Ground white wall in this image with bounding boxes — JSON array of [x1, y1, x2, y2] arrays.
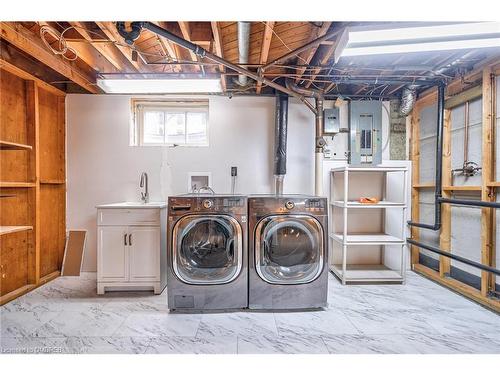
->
[[67, 95, 315, 271]]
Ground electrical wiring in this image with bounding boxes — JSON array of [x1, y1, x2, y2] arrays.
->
[[40, 25, 78, 61], [260, 22, 309, 65]]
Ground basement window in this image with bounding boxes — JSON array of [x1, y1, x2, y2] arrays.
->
[[132, 100, 209, 146]]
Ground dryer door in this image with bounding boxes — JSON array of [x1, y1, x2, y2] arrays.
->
[[172, 214, 243, 285], [255, 215, 324, 284]]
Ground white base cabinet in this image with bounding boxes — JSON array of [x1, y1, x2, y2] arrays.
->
[[96, 204, 167, 294]]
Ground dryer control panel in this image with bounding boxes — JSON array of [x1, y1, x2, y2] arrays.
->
[[168, 195, 247, 216], [249, 196, 326, 216]]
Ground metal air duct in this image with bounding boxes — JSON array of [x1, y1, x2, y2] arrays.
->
[[237, 22, 251, 86], [274, 94, 289, 195]]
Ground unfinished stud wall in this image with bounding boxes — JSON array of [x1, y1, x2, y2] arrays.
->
[[0, 60, 66, 305], [410, 58, 500, 312]]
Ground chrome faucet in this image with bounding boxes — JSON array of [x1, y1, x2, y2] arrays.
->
[[140, 172, 149, 203]]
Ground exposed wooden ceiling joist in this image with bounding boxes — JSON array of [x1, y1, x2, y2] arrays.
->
[[211, 21, 226, 92], [36, 21, 120, 75], [294, 22, 331, 83], [0, 22, 99, 93], [178, 21, 201, 73], [256, 21, 275, 94], [95, 22, 150, 73], [68, 21, 132, 72], [304, 42, 337, 89]]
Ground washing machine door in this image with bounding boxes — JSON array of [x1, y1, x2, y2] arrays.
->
[[255, 215, 324, 284], [172, 214, 243, 285]]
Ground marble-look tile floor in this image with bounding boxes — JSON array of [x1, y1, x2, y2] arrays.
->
[[1, 271, 499, 354]]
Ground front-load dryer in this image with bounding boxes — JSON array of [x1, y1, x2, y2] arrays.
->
[[248, 195, 328, 309], [167, 194, 247, 310]]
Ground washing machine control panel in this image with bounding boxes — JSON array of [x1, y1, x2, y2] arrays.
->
[[202, 199, 213, 209]]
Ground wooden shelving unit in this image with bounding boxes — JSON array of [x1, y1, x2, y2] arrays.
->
[[329, 165, 408, 284], [0, 59, 66, 305], [409, 59, 500, 312]]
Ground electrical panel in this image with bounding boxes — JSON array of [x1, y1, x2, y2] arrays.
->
[[323, 108, 340, 134], [348, 101, 382, 165]]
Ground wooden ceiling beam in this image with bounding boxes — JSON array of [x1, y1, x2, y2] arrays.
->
[[151, 22, 178, 62], [178, 22, 201, 73], [211, 21, 226, 92], [68, 22, 132, 72], [256, 21, 275, 94], [304, 42, 337, 89], [95, 22, 149, 72], [36, 22, 119, 74], [295, 22, 331, 84], [0, 22, 99, 93]]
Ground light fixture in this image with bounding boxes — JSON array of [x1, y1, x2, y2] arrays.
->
[[96, 78, 222, 94], [334, 22, 500, 62]]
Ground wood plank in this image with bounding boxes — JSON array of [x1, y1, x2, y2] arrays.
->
[[0, 22, 98, 93], [25, 81, 40, 285], [414, 264, 500, 313], [210, 22, 226, 92], [178, 22, 201, 72], [256, 22, 275, 94], [439, 109, 452, 277], [410, 102, 421, 265], [305, 42, 337, 89], [480, 67, 494, 297], [0, 284, 36, 306], [95, 22, 147, 73], [294, 22, 331, 84], [0, 226, 33, 235], [442, 185, 482, 191], [0, 59, 65, 96], [0, 182, 36, 187], [0, 140, 32, 150]]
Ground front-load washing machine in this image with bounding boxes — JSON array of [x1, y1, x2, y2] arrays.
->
[[248, 195, 328, 309], [167, 194, 247, 310]]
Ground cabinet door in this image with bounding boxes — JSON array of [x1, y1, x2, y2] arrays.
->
[[97, 226, 128, 281], [128, 226, 160, 281]]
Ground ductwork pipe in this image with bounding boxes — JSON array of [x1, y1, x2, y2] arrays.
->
[[274, 95, 288, 195], [237, 22, 251, 87], [285, 79, 326, 196], [399, 85, 417, 116]]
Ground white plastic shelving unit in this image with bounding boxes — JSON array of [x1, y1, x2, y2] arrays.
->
[[329, 165, 408, 284]]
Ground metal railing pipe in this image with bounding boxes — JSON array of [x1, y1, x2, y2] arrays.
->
[[407, 238, 500, 276]]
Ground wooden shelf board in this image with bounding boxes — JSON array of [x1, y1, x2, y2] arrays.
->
[[0, 182, 36, 188], [487, 181, 500, 187], [40, 179, 65, 185], [330, 233, 405, 245], [443, 185, 481, 191], [0, 225, 33, 236], [330, 264, 403, 281], [412, 183, 435, 189], [331, 200, 406, 209], [0, 140, 32, 151]]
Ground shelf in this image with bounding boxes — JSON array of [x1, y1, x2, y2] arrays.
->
[[40, 179, 65, 185], [0, 194, 16, 198], [443, 185, 481, 191], [331, 200, 406, 209], [0, 182, 36, 188], [0, 226, 33, 236], [330, 233, 405, 245], [331, 166, 407, 173], [330, 264, 404, 282], [0, 140, 32, 151], [412, 183, 435, 189], [487, 182, 500, 187]]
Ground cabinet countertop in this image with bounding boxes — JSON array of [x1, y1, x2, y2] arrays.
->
[[96, 202, 167, 209]]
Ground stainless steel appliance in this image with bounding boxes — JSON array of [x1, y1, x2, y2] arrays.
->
[[248, 195, 328, 309], [167, 194, 247, 310]]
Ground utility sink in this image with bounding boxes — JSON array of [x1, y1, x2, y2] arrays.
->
[[96, 201, 167, 209]]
